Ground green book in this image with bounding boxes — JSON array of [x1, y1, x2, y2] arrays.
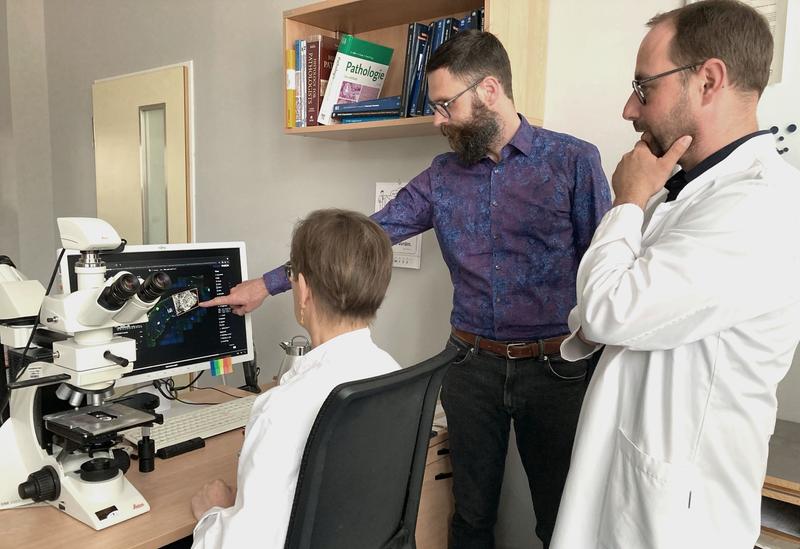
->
[[317, 34, 393, 125]]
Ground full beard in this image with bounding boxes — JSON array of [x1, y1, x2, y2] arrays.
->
[[441, 99, 501, 165]]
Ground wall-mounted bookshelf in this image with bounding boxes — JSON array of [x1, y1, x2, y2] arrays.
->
[[283, 0, 548, 140]]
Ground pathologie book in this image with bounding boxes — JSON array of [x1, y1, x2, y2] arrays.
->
[[317, 34, 393, 125]]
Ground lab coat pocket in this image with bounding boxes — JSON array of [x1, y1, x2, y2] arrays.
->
[[598, 429, 696, 549]]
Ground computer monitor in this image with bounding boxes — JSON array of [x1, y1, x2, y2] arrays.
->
[[59, 242, 254, 387]]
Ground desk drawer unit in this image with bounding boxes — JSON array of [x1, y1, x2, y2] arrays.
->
[[416, 439, 454, 549]]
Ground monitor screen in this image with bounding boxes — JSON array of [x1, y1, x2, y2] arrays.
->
[[60, 242, 254, 387]]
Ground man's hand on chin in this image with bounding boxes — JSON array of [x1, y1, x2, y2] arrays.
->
[[611, 135, 693, 209]]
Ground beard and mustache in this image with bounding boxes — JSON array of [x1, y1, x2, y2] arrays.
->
[[634, 87, 697, 158], [440, 97, 501, 165]]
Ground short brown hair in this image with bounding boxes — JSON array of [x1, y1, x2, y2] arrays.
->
[[427, 30, 514, 101], [290, 209, 392, 322], [648, 0, 773, 96]]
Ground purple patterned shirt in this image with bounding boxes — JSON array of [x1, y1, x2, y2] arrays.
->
[[264, 116, 610, 340]]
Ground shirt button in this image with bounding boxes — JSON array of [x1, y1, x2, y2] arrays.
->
[[496, 297, 500, 303], [491, 200, 498, 207], [493, 234, 498, 240], [495, 265, 500, 270], [493, 168, 500, 174]]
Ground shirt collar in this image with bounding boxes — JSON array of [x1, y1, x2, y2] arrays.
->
[[280, 328, 372, 382], [664, 129, 771, 202], [504, 114, 536, 159]]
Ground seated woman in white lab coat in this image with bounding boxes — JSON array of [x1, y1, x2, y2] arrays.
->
[[189, 209, 399, 549]]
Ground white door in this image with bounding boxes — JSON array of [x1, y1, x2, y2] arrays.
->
[[92, 65, 191, 244]]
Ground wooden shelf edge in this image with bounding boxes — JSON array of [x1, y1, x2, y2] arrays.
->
[[284, 116, 443, 140], [761, 526, 800, 544], [282, 114, 544, 141], [765, 474, 800, 494], [763, 484, 800, 507], [284, 0, 358, 20]]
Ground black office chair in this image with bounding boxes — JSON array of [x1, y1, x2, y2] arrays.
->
[[284, 346, 459, 549]]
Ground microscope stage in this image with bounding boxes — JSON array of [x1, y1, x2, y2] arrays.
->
[[43, 403, 158, 444]]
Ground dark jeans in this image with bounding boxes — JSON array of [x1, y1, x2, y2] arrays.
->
[[441, 335, 593, 549]]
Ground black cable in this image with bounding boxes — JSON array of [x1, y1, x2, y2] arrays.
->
[[152, 376, 216, 406], [110, 370, 203, 404], [0, 249, 66, 418], [153, 379, 178, 402], [210, 386, 249, 399], [171, 395, 218, 406], [13, 248, 66, 385], [173, 371, 204, 391], [110, 383, 148, 401]]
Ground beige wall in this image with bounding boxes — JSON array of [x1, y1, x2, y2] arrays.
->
[[0, 0, 18, 264], [2, 0, 55, 282]]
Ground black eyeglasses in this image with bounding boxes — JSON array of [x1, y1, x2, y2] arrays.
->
[[284, 261, 293, 280], [429, 78, 483, 119], [631, 63, 702, 105]]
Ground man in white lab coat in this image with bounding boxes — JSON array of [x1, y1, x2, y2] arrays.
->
[[551, 1, 800, 548]]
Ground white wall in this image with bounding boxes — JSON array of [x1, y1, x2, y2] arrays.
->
[[759, 1, 800, 423]]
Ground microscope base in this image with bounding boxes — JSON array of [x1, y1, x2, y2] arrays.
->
[[5, 368, 152, 530], [51, 470, 150, 530]]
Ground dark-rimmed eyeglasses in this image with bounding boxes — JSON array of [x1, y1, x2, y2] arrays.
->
[[632, 63, 702, 105], [429, 78, 483, 119], [284, 261, 293, 280]]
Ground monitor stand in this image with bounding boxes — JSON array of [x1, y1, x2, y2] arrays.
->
[[238, 354, 261, 394]]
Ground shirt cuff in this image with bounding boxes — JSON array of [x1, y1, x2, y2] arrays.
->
[[192, 506, 224, 539], [562, 307, 601, 361], [263, 266, 290, 296], [591, 203, 645, 250], [560, 332, 602, 361]]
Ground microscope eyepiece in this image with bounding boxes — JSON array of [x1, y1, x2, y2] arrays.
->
[[138, 272, 171, 303], [97, 273, 140, 311]]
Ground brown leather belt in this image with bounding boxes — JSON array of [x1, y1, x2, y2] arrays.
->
[[452, 328, 567, 360]]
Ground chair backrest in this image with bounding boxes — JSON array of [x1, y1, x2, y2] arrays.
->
[[284, 347, 458, 549]]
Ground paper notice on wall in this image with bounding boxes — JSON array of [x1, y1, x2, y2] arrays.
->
[[375, 182, 421, 269], [742, 0, 787, 85]]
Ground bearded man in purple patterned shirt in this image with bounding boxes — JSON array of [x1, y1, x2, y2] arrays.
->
[[202, 31, 611, 549]]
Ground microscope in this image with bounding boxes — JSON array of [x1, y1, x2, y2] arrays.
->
[[0, 218, 171, 530]]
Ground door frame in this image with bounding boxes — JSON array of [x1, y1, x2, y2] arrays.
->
[[93, 60, 196, 243]]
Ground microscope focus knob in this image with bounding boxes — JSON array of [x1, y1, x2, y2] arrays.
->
[[18, 465, 61, 502], [113, 448, 131, 474]]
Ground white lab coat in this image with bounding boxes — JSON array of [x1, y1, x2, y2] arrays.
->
[[191, 328, 400, 549], [551, 134, 800, 549]]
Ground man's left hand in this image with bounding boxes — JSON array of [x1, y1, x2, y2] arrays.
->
[[191, 479, 236, 520], [612, 135, 693, 209]]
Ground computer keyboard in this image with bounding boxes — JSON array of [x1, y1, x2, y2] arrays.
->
[[122, 394, 258, 450]]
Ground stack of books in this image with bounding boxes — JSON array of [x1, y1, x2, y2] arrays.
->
[[317, 34, 394, 125], [286, 34, 340, 128], [285, 9, 484, 129], [400, 9, 484, 118], [330, 95, 402, 124]]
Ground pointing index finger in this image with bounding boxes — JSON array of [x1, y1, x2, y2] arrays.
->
[[199, 295, 231, 308]]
